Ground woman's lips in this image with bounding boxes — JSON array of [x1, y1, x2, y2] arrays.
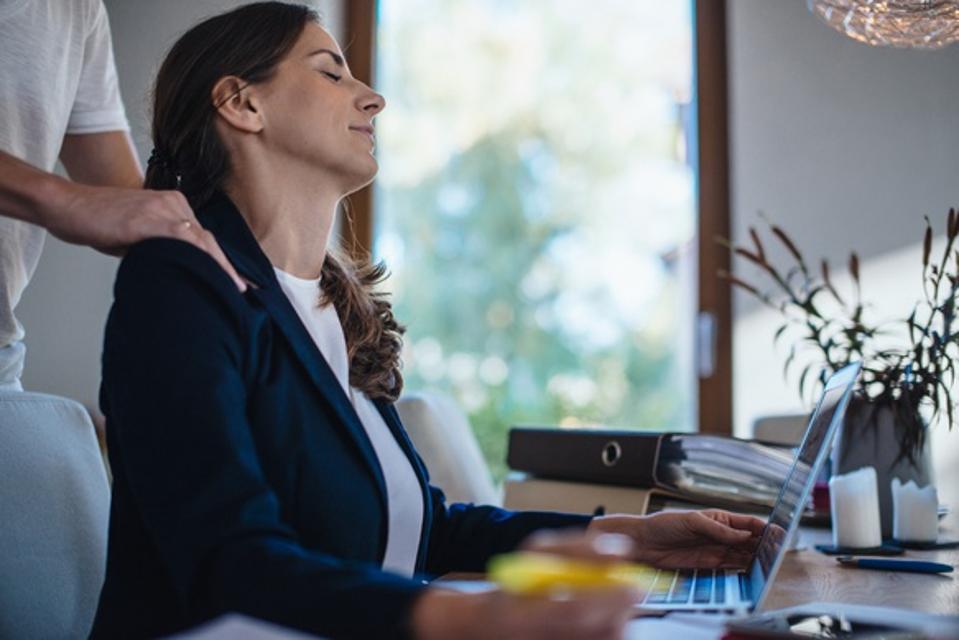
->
[[349, 125, 375, 143]]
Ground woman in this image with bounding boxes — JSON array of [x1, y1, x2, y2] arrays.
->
[[91, 3, 765, 638]]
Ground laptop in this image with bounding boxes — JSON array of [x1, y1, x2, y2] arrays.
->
[[637, 361, 862, 614]]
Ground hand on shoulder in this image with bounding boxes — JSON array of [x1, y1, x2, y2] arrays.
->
[[41, 177, 246, 292]]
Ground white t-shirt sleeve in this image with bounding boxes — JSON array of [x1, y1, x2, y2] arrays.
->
[[66, 0, 129, 135]]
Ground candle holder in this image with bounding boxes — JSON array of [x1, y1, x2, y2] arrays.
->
[[815, 467, 904, 556]]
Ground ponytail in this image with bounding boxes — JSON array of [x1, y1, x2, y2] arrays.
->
[[144, 147, 180, 191]]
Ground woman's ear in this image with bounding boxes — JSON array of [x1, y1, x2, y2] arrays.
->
[[211, 76, 264, 134]]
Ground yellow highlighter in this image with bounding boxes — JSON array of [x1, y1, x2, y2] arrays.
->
[[487, 551, 657, 596]]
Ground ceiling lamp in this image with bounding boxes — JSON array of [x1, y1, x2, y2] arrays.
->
[[808, 0, 959, 50]]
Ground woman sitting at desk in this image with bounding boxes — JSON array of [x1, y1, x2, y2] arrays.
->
[[91, 3, 765, 638]]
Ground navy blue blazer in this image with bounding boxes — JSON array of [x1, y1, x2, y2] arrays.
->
[[90, 192, 590, 639]]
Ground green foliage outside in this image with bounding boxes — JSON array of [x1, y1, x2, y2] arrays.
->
[[373, 1, 697, 482]]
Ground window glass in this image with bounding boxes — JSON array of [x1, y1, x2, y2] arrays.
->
[[374, 0, 697, 479]]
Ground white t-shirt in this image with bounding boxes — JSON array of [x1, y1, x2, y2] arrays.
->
[[274, 267, 424, 577], [0, 0, 129, 389]]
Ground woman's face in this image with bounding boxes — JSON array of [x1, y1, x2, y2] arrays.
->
[[252, 23, 385, 194]]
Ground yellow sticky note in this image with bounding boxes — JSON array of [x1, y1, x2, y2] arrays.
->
[[488, 552, 656, 596]]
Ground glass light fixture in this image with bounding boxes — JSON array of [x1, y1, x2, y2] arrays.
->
[[808, 0, 959, 50]]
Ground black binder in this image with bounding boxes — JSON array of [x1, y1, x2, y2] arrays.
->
[[507, 427, 662, 487], [507, 426, 797, 511]]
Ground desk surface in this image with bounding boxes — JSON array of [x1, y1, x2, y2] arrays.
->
[[460, 494, 959, 615], [764, 471, 959, 615], [763, 519, 959, 615], [501, 429, 959, 622], [445, 520, 959, 615]]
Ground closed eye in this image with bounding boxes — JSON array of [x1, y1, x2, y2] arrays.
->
[[322, 71, 342, 82]]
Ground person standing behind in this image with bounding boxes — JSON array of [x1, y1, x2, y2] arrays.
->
[[0, 1, 241, 637], [0, 0, 246, 390]]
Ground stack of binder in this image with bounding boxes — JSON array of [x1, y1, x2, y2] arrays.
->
[[507, 427, 800, 513]]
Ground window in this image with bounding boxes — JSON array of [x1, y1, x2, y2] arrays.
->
[[345, 1, 731, 480]]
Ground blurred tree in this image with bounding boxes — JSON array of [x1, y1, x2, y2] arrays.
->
[[374, 0, 695, 481]]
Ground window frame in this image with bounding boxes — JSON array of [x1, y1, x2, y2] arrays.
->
[[343, 0, 733, 435]]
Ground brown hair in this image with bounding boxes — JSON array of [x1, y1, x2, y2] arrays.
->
[[145, 1, 404, 401]]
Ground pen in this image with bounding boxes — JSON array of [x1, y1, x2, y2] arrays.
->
[[836, 556, 954, 574]]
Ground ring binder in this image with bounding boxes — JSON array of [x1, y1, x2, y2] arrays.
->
[[507, 427, 799, 512]]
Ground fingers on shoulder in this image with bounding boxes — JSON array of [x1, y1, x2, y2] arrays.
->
[[158, 202, 213, 253], [137, 189, 192, 221], [156, 189, 192, 216], [119, 190, 194, 241]]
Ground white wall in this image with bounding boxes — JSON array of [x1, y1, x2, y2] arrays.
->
[[727, 0, 959, 436], [16, 0, 343, 410]]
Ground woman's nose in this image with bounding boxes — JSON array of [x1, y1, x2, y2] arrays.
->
[[358, 87, 385, 117]]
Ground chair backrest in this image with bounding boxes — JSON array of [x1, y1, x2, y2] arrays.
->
[[751, 413, 809, 446], [396, 391, 500, 506], [0, 391, 110, 639]]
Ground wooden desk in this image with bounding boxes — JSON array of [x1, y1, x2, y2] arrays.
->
[[760, 468, 957, 615], [501, 475, 959, 615], [763, 515, 959, 615]]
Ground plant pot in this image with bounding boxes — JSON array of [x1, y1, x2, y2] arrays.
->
[[830, 398, 932, 539]]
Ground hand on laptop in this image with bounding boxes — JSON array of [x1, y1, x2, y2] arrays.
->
[[588, 509, 766, 570]]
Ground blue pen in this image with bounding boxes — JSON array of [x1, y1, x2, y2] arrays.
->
[[836, 556, 954, 574]]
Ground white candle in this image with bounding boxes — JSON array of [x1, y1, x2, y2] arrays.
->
[[891, 478, 939, 542], [829, 467, 882, 549]]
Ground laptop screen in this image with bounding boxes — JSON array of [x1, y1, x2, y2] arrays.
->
[[747, 362, 860, 609]]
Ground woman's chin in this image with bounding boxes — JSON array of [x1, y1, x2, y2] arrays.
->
[[341, 161, 379, 194]]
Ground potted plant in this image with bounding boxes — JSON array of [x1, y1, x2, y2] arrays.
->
[[720, 208, 958, 536]]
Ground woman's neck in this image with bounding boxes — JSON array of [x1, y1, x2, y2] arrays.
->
[[224, 158, 340, 280]]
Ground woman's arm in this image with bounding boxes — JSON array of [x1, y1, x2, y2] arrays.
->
[[418, 455, 763, 575], [422, 485, 593, 576], [101, 239, 425, 638]]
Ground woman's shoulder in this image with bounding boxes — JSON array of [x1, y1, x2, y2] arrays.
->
[[113, 237, 256, 326], [118, 237, 239, 295]]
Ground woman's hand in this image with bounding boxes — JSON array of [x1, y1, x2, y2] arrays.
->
[[411, 530, 640, 640], [410, 585, 638, 640], [588, 509, 766, 570]]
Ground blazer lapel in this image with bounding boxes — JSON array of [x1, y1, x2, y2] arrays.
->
[[254, 287, 389, 500], [197, 193, 389, 521], [376, 401, 433, 571]]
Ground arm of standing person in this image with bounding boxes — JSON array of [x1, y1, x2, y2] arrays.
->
[[0, 0, 244, 290], [0, 141, 246, 291]]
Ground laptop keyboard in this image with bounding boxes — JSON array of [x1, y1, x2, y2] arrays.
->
[[641, 569, 749, 607], [693, 569, 715, 603], [667, 570, 694, 603]]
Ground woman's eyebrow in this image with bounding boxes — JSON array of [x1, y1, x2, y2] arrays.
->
[[306, 48, 344, 67]]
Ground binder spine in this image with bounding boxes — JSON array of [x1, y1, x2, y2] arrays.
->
[[506, 427, 661, 487]]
